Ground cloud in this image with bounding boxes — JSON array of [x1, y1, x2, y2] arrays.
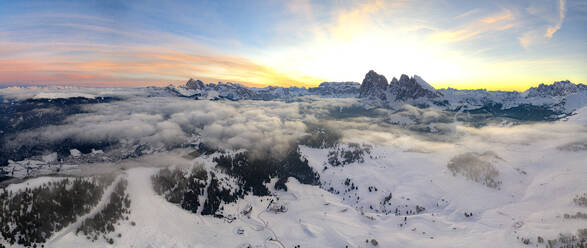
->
[[520, 0, 568, 48], [0, 11, 319, 87], [482, 9, 513, 24], [3, 96, 352, 159], [2, 0, 584, 90], [456, 9, 480, 19], [431, 9, 515, 43], [327, 0, 388, 40], [518, 31, 538, 49], [286, 0, 313, 19], [2, 87, 587, 174], [517, 30, 563, 49], [0, 47, 311, 87], [545, 0, 566, 38]]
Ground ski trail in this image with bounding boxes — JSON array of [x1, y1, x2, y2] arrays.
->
[[46, 175, 123, 246], [196, 169, 212, 215]]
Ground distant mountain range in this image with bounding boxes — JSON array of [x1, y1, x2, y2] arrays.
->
[[166, 70, 586, 116], [167, 78, 360, 100]]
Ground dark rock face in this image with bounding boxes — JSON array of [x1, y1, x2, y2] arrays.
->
[[388, 74, 439, 101], [359, 70, 389, 100], [359, 70, 439, 102]]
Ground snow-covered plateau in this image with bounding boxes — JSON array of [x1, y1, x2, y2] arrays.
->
[[0, 72, 586, 248]]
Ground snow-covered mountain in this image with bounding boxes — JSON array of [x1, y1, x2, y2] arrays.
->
[[2, 108, 586, 248], [356, 70, 586, 116], [169, 80, 258, 100], [308, 81, 360, 97], [524, 80, 587, 98], [168, 78, 358, 100], [166, 71, 586, 118]]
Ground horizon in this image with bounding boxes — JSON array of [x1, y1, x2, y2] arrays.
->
[[0, 72, 582, 93], [1, 0, 586, 91]]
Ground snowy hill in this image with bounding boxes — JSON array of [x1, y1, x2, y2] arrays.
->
[[2, 108, 587, 247]]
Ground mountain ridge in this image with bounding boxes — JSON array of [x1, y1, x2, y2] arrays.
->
[[167, 70, 586, 115]]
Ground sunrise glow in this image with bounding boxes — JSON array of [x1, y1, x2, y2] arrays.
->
[[0, 0, 585, 90]]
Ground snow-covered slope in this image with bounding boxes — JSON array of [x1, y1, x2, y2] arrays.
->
[[413, 75, 435, 91], [4, 107, 586, 247], [1, 83, 586, 247]]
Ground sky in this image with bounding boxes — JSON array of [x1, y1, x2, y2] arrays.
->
[[0, 0, 585, 90]]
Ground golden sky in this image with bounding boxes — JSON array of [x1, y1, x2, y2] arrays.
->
[[0, 0, 585, 91]]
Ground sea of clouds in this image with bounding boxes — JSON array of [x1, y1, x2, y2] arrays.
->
[[1, 86, 586, 165]]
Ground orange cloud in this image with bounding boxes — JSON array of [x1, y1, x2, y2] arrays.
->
[[0, 47, 322, 87], [545, 0, 566, 38], [481, 9, 513, 24], [329, 0, 388, 40], [432, 9, 515, 43]]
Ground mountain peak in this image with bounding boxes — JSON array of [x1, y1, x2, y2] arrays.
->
[[186, 78, 205, 90], [389, 74, 439, 101], [359, 70, 388, 99], [391, 77, 399, 84], [413, 75, 435, 91], [360, 71, 438, 101], [525, 80, 586, 97]]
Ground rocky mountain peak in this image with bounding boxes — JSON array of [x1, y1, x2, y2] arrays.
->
[[186, 78, 205, 90], [399, 74, 410, 82], [391, 77, 399, 84], [413, 75, 435, 91], [359, 71, 439, 101], [389, 74, 439, 101], [359, 70, 389, 100], [525, 80, 587, 98]]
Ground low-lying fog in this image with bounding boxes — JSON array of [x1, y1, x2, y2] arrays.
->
[[2, 90, 586, 165]]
